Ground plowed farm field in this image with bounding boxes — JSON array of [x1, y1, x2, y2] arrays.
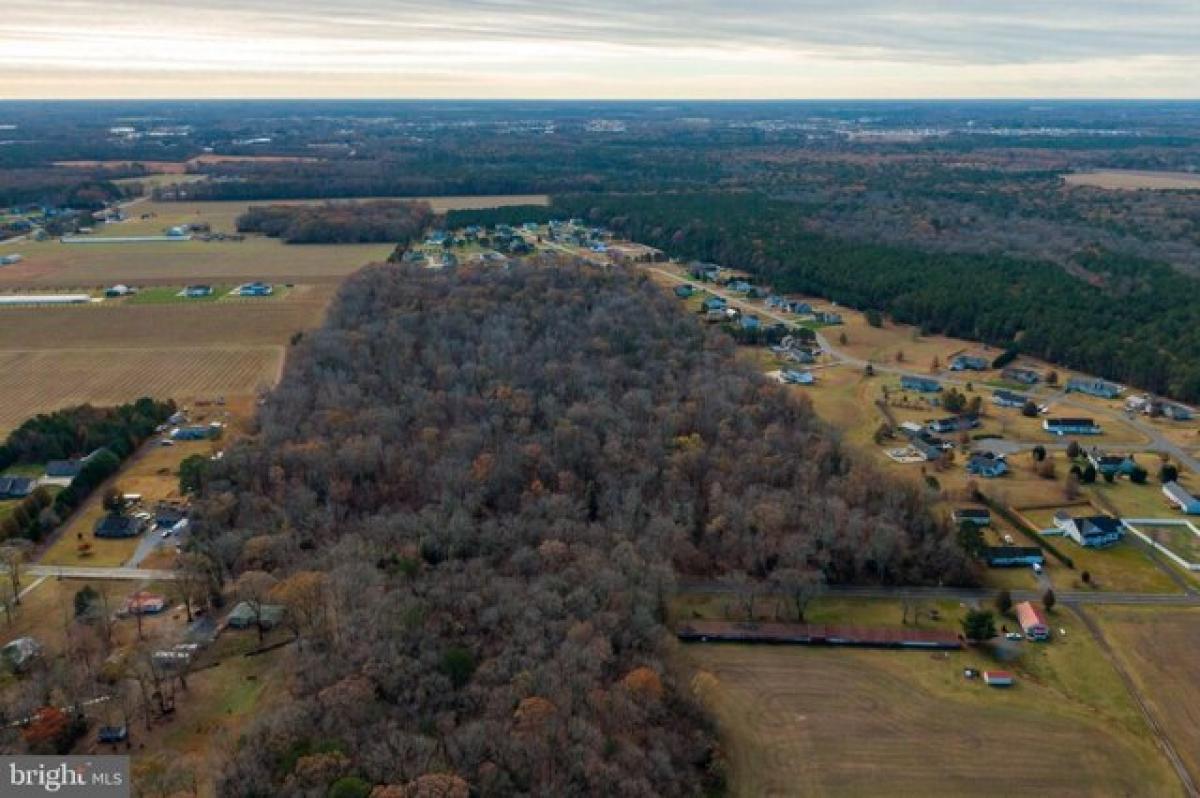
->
[[0, 292, 332, 431]]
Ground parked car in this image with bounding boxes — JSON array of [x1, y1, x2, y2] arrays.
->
[[1005, 632, 1023, 641]]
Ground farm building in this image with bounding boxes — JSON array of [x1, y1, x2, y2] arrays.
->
[[1163, 482, 1200, 514], [1066, 377, 1122, 398], [1054, 512, 1124, 548], [0, 294, 90, 306], [950, 354, 989, 371], [993, 389, 1030, 408], [1001, 367, 1041, 385], [983, 671, 1014, 687], [1015, 601, 1050, 640], [901, 375, 941, 393], [676, 621, 961, 650], [952, 508, 991, 526], [984, 546, 1044, 568], [225, 601, 285, 630], [1043, 418, 1101, 435], [0, 476, 35, 499]]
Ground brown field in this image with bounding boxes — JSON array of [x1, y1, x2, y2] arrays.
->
[[1064, 170, 1200, 191], [1091, 607, 1200, 785], [678, 642, 1180, 797], [0, 297, 331, 431]]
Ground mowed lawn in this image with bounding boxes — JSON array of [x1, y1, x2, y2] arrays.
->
[[679, 642, 1181, 797], [1091, 606, 1200, 785]]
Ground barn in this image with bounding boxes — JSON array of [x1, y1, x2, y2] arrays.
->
[[1015, 601, 1049, 641]]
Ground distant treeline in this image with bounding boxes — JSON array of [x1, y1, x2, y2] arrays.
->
[[0, 170, 129, 210], [0, 398, 175, 542], [195, 259, 970, 795], [235, 200, 437, 244], [462, 193, 1200, 402]]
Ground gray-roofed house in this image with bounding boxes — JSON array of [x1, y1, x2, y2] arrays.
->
[[94, 515, 147, 539], [984, 546, 1044, 567], [992, 389, 1030, 409], [1001, 366, 1041, 385], [1054, 513, 1125, 548], [901, 375, 941, 393], [0, 476, 35, 499], [966, 453, 1008, 478], [225, 601, 286, 630], [950, 354, 989, 371], [1066, 377, 1122, 398]]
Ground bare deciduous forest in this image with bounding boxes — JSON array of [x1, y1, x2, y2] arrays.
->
[[194, 259, 970, 794]]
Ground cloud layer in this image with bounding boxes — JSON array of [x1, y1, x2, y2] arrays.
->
[[3, 0, 1198, 98]]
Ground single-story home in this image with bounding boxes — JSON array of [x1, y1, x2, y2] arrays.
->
[[1043, 418, 1101, 435], [1163, 482, 1200, 514], [674, 284, 695, 298], [966, 452, 1008, 478], [701, 296, 727, 312], [170, 424, 220, 441], [984, 546, 1044, 568], [813, 311, 843, 325], [0, 636, 41, 672], [952, 508, 991, 526], [125, 592, 167, 615], [927, 414, 980, 434], [225, 601, 286, 630], [0, 476, 35, 499], [237, 281, 273, 297], [1087, 450, 1137, 477], [94, 514, 146, 539], [1162, 403, 1194, 421], [901, 375, 941, 393], [950, 354, 989, 371], [992, 389, 1030, 409], [1054, 512, 1124, 548], [740, 314, 761, 330], [781, 370, 815, 385], [1001, 367, 1041, 385], [183, 284, 213, 298], [1066, 377, 1122, 398], [788, 301, 813, 315], [1015, 601, 1049, 641]]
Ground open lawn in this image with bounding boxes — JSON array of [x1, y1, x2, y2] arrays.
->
[[1090, 606, 1200, 786], [676, 615, 1179, 796]]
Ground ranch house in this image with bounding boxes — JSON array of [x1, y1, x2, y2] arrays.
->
[[1054, 512, 1124, 548]]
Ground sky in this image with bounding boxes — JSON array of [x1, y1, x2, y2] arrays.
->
[[3, 0, 1198, 99]]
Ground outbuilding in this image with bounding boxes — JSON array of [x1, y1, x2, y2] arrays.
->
[[1015, 601, 1050, 641], [983, 671, 1014, 687]]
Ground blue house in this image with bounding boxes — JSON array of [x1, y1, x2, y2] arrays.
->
[[674, 284, 695, 298], [993, 389, 1030, 408], [183, 285, 213, 298], [1043, 418, 1101, 435], [1087, 450, 1137, 477], [0, 477, 35, 499], [781, 370, 815, 385], [728, 280, 754, 294], [950, 355, 989, 371], [740, 315, 761, 330], [237, 282, 273, 297], [966, 453, 1008, 478], [1066, 377, 1122, 398], [814, 311, 843, 325], [901, 376, 942, 393], [1001, 367, 1041, 385], [701, 296, 727, 312], [789, 301, 813, 315]]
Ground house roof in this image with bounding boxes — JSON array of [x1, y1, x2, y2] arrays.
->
[[1015, 601, 1047, 629], [0, 476, 34, 496], [954, 508, 990, 519], [985, 546, 1043, 560], [45, 459, 82, 478], [94, 515, 142, 538], [1045, 417, 1096, 427], [1164, 481, 1198, 505]]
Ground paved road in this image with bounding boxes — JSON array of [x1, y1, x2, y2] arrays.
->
[[678, 581, 1200, 607], [26, 565, 177, 581]]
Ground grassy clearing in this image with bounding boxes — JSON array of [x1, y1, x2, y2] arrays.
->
[[1090, 606, 1200, 784], [676, 629, 1179, 797], [127, 285, 232, 305]]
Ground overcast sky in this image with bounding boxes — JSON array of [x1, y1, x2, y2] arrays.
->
[[3, 0, 1197, 99]]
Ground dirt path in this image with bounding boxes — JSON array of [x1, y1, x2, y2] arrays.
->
[[1073, 605, 1199, 797]]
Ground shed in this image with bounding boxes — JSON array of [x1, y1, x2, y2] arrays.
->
[[983, 671, 1014, 687]]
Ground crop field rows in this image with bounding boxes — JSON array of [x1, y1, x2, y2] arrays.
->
[[0, 347, 281, 431]]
